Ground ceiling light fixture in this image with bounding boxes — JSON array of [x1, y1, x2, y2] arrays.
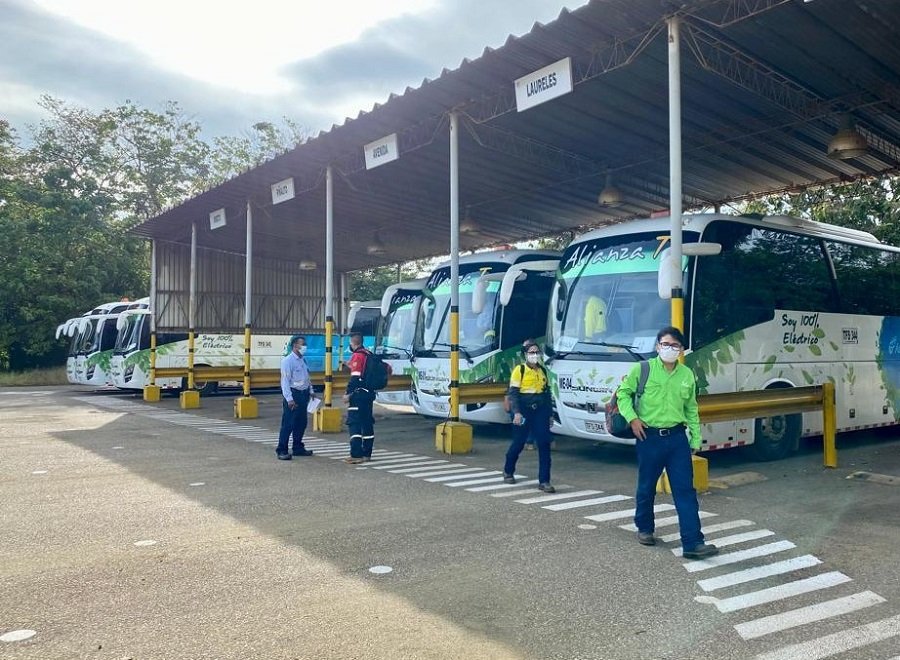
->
[[598, 173, 624, 207], [827, 114, 868, 160], [460, 206, 481, 235], [367, 231, 386, 256], [298, 260, 317, 270]]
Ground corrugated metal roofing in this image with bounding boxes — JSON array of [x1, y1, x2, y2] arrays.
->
[[133, 0, 900, 273]]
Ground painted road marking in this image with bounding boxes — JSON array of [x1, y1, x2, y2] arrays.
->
[[618, 511, 716, 531], [398, 466, 479, 478], [513, 490, 604, 504], [671, 529, 775, 556], [484, 481, 542, 495], [371, 459, 456, 471], [385, 462, 452, 474], [446, 474, 517, 487], [425, 470, 498, 483], [585, 503, 671, 523], [696, 571, 851, 613], [683, 540, 797, 573], [696, 555, 823, 593], [542, 495, 632, 511], [659, 519, 753, 543], [734, 590, 886, 640], [754, 614, 900, 660]]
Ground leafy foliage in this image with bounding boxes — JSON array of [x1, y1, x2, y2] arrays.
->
[[0, 99, 307, 370]]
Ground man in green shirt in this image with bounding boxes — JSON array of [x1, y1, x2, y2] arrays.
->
[[615, 326, 718, 560]]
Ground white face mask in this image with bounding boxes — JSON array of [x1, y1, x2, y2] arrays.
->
[[297, 345, 307, 356], [526, 353, 541, 365], [657, 345, 680, 363]]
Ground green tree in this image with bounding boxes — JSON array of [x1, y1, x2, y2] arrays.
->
[[743, 176, 900, 246]]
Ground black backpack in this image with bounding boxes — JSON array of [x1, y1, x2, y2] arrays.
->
[[604, 361, 650, 439], [360, 350, 391, 391]]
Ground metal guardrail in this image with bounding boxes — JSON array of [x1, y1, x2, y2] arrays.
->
[[456, 381, 838, 467], [698, 383, 837, 468], [154, 367, 412, 392]]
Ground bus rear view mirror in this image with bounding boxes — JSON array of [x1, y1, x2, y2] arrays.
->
[[472, 276, 488, 315], [658, 243, 721, 299]]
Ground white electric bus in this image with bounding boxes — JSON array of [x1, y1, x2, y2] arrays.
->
[[546, 213, 900, 460], [110, 310, 346, 394], [412, 250, 559, 423], [57, 300, 142, 386], [57, 313, 91, 384], [376, 279, 426, 406]]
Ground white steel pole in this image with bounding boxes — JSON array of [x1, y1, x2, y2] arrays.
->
[[188, 222, 197, 390], [449, 111, 460, 422], [668, 16, 685, 332], [325, 165, 335, 406], [243, 201, 253, 397]]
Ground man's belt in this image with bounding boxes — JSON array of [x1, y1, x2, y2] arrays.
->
[[643, 424, 685, 437]]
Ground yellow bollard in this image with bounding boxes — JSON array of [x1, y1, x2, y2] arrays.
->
[[822, 381, 837, 468], [435, 421, 473, 454], [656, 455, 708, 493]]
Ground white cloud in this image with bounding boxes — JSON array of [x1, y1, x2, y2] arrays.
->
[[31, 0, 439, 94]]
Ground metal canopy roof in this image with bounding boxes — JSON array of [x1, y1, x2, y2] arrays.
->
[[133, 0, 900, 273]]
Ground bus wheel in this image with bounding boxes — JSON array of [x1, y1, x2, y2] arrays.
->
[[182, 377, 218, 397], [751, 404, 801, 461]]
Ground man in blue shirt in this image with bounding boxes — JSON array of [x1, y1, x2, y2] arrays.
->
[[277, 334, 315, 460]]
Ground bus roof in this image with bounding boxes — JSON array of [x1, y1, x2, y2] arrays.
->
[[568, 214, 896, 253], [433, 249, 560, 270]]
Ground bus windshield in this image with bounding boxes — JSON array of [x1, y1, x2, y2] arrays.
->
[[379, 295, 421, 357], [115, 314, 144, 353], [415, 268, 500, 357], [549, 232, 694, 359]]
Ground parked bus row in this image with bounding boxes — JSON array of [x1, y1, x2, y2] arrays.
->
[[371, 213, 900, 462], [58, 213, 900, 460]]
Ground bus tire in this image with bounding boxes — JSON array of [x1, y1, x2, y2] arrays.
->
[[751, 385, 801, 461], [182, 373, 218, 397]]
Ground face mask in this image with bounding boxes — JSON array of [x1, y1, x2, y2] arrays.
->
[[297, 345, 307, 356], [658, 346, 680, 363], [526, 353, 540, 365]]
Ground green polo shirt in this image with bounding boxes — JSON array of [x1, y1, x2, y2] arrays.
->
[[615, 357, 702, 448]]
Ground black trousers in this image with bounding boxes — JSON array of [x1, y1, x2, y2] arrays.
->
[[347, 390, 375, 458], [277, 388, 310, 455]]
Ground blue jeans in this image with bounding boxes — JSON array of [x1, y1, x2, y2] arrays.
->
[[504, 405, 552, 483], [634, 427, 704, 551], [277, 388, 310, 455]]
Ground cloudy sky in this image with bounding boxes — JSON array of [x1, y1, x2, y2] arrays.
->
[[1, 0, 577, 141]]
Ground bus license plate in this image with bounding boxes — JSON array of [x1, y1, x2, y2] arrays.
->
[[433, 403, 449, 413], [584, 420, 605, 433]]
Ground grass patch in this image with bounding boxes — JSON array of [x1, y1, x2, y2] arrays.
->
[[0, 366, 68, 387]]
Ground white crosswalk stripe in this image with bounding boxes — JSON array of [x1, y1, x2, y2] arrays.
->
[[514, 490, 603, 504], [754, 614, 900, 660], [672, 529, 775, 556], [371, 459, 453, 470], [484, 482, 542, 495], [543, 495, 631, 512], [734, 591, 886, 640], [696, 571, 851, 613], [585, 503, 671, 523], [618, 511, 716, 532], [385, 461, 452, 474], [684, 540, 796, 573], [696, 554, 823, 593], [425, 470, 497, 483], [659, 519, 754, 543], [445, 474, 518, 487], [399, 466, 481, 478]]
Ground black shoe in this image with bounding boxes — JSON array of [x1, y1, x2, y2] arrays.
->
[[637, 532, 656, 546], [502, 473, 516, 484], [538, 483, 556, 493], [292, 449, 313, 457], [276, 453, 292, 461], [683, 543, 719, 560]]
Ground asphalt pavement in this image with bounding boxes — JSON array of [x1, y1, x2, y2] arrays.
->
[[1, 386, 898, 659]]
